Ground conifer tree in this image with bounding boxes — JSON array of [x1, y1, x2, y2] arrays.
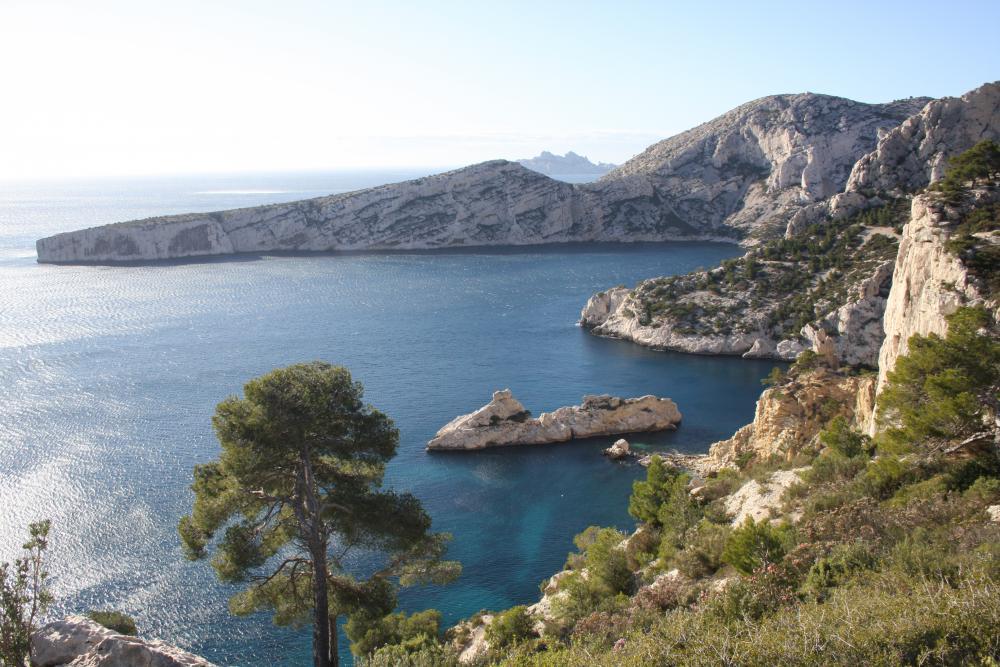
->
[[179, 362, 459, 667]]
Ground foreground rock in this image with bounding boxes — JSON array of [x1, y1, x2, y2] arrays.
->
[[32, 616, 214, 667], [426, 389, 681, 451]]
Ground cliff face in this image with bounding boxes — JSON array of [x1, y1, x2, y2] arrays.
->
[[580, 221, 899, 363], [845, 82, 1000, 197], [37, 93, 927, 263], [706, 368, 877, 467], [599, 93, 927, 239], [581, 82, 1000, 364]]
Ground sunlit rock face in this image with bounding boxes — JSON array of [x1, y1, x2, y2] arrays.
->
[[37, 93, 927, 263], [426, 389, 681, 451]]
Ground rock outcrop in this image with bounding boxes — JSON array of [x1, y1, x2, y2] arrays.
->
[[599, 93, 927, 240], [724, 469, 806, 526], [603, 438, 631, 460], [426, 389, 681, 451], [579, 231, 897, 364], [37, 93, 928, 263], [867, 188, 999, 431], [706, 369, 876, 467], [32, 616, 214, 667], [845, 82, 1000, 198]]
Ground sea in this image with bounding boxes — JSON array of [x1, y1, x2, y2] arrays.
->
[[0, 169, 777, 665]]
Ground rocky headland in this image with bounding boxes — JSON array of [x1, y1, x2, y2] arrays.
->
[[581, 82, 1000, 363], [426, 389, 681, 451], [37, 92, 930, 264]]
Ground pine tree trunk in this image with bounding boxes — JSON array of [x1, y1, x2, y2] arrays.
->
[[329, 614, 339, 667], [312, 554, 331, 667]]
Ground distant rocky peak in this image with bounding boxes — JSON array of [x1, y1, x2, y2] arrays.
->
[[518, 150, 616, 176]]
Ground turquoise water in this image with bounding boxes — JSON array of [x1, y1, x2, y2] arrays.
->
[[0, 172, 774, 665]]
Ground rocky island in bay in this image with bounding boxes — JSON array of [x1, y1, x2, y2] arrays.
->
[[426, 389, 681, 451]]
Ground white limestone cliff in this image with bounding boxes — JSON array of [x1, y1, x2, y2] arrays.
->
[[426, 389, 681, 451], [37, 93, 927, 264], [846, 82, 1000, 198]]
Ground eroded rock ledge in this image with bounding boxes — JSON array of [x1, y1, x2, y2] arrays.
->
[[426, 389, 681, 451], [32, 615, 215, 667]]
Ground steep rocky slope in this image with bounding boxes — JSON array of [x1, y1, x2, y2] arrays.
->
[[597, 93, 927, 239], [582, 82, 1000, 364], [36, 93, 926, 263], [581, 205, 902, 364]]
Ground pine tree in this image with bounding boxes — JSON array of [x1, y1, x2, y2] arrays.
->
[[178, 362, 459, 667]]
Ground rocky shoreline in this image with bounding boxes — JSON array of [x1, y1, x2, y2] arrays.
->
[[426, 389, 681, 451]]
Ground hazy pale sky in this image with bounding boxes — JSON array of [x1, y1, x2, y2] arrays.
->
[[2, 0, 997, 180]]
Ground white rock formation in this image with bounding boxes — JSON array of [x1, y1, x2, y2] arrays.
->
[[801, 258, 895, 366], [426, 389, 681, 451], [580, 82, 1000, 364], [37, 93, 927, 263], [581, 286, 770, 358], [32, 615, 214, 667], [724, 469, 805, 526], [846, 82, 1000, 197], [603, 438, 631, 459], [868, 190, 999, 432]]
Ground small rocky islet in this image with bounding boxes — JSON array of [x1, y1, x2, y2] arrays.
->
[[426, 389, 681, 451]]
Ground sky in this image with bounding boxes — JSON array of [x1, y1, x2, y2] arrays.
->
[[1, 0, 998, 180]]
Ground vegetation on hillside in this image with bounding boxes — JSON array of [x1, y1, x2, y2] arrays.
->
[[363, 307, 1000, 665], [934, 140, 1000, 295], [623, 202, 903, 341], [0, 521, 51, 667]]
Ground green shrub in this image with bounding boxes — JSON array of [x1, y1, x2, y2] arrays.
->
[[818, 416, 870, 459], [345, 609, 442, 658], [877, 307, 999, 453], [365, 641, 459, 667], [804, 452, 866, 485], [673, 520, 730, 579], [86, 610, 137, 635], [859, 456, 912, 499], [802, 542, 875, 601], [721, 518, 789, 575], [486, 606, 534, 650]]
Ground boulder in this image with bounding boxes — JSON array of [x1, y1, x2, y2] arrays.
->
[[603, 438, 631, 460], [32, 616, 214, 667]]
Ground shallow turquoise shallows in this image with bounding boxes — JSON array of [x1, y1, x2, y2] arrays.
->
[[0, 172, 777, 665]]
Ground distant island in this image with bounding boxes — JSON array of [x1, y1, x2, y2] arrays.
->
[[516, 150, 616, 177]]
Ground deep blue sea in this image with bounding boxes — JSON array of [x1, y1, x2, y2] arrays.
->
[[0, 170, 775, 665]]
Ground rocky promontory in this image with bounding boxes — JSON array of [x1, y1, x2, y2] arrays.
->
[[37, 92, 928, 263], [426, 389, 681, 451]]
